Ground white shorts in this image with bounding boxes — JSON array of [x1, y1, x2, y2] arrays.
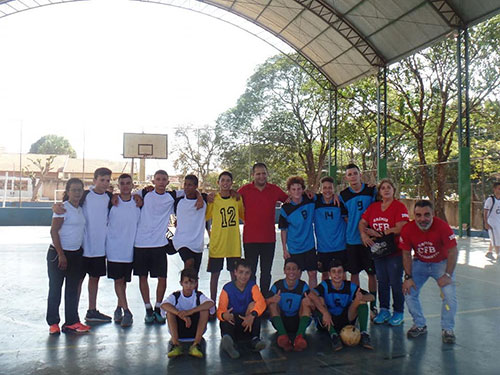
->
[[488, 227, 500, 247]]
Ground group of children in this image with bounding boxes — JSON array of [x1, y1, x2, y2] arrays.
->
[[47, 164, 380, 358]]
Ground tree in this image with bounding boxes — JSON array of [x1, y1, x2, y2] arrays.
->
[[29, 134, 77, 158], [23, 155, 56, 201], [216, 54, 331, 190], [384, 17, 500, 219], [172, 126, 221, 191]]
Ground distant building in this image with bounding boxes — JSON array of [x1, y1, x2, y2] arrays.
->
[[0, 152, 137, 201]]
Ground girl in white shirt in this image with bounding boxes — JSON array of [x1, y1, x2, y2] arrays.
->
[[47, 178, 90, 335]]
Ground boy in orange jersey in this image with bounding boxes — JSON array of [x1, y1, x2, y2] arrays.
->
[[217, 259, 266, 359]]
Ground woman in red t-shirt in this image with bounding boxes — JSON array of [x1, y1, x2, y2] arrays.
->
[[359, 179, 409, 327]]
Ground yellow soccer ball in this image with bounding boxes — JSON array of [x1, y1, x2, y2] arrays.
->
[[340, 325, 361, 346]]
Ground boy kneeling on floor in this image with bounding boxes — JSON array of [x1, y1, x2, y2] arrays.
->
[[161, 268, 214, 358], [217, 259, 267, 359]]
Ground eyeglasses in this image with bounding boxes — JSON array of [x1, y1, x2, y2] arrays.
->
[[69, 188, 83, 193]]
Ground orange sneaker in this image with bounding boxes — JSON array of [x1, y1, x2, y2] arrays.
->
[[62, 322, 91, 333], [49, 324, 60, 335], [293, 334, 307, 351], [277, 334, 293, 351]]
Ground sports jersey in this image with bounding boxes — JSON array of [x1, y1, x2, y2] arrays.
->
[[163, 290, 212, 311], [52, 200, 85, 251], [238, 182, 288, 243], [361, 199, 409, 253], [172, 195, 207, 253], [278, 195, 315, 254], [134, 189, 183, 248], [105, 196, 141, 262], [314, 193, 347, 253], [399, 217, 457, 263], [205, 194, 244, 258], [269, 278, 309, 317], [217, 279, 266, 320], [339, 184, 377, 245], [81, 189, 111, 257], [313, 280, 358, 316]]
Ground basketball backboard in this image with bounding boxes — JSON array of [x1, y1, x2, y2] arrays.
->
[[123, 133, 168, 159]]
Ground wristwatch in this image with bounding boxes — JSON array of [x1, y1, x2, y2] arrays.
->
[[251, 311, 258, 317], [404, 274, 412, 280], [444, 272, 452, 278]]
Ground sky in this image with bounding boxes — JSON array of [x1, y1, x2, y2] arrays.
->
[[0, 0, 287, 174]]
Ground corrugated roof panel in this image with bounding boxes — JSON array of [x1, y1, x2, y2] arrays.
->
[[255, 2, 303, 36], [450, 0, 500, 25], [369, 5, 451, 60]]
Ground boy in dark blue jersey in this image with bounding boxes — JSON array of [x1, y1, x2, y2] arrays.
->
[[217, 259, 267, 359], [279, 176, 317, 288], [314, 176, 348, 280], [339, 164, 378, 317], [267, 259, 313, 352], [309, 259, 374, 351]]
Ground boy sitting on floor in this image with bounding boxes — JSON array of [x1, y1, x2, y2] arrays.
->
[[161, 268, 214, 358], [308, 259, 375, 351], [266, 259, 313, 352], [217, 259, 267, 359]]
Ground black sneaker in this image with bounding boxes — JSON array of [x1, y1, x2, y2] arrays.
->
[[360, 332, 374, 350], [407, 325, 427, 338], [144, 308, 155, 324], [442, 330, 456, 344], [251, 337, 266, 351], [121, 309, 133, 328], [85, 309, 112, 323], [330, 334, 343, 351], [485, 252, 495, 260], [114, 307, 123, 323]]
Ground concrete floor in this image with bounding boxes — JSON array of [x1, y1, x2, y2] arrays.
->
[[1, 226, 499, 375]]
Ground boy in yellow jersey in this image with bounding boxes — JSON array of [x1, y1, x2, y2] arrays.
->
[[206, 171, 245, 312]]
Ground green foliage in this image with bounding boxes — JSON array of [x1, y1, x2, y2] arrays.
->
[[29, 134, 76, 158]]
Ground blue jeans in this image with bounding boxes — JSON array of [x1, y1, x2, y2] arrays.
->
[[405, 259, 457, 330], [374, 255, 404, 313]]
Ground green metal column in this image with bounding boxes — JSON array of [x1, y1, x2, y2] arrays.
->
[[457, 28, 471, 237], [377, 68, 388, 179], [330, 88, 338, 184]]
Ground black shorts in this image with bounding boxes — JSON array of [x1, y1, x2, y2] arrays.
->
[[207, 257, 240, 273], [83, 256, 106, 277], [316, 310, 354, 333], [178, 247, 203, 273], [133, 247, 167, 278], [107, 261, 133, 282], [176, 313, 200, 340], [282, 314, 300, 334], [317, 250, 347, 273], [289, 248, 317, 271], [346, 244, 376, 275]]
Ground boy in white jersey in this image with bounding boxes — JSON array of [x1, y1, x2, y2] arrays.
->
[[162, 268, 213, 359], [54, 167, 114, 323], [172, 174, 207, 274], [484, 182, 500, 260], [134, 170, 203, 324], [106, 173, 140, 327]]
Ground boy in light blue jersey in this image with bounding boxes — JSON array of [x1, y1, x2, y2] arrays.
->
[[279, 176, 317, 288], [314, 176, 348, 280]]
